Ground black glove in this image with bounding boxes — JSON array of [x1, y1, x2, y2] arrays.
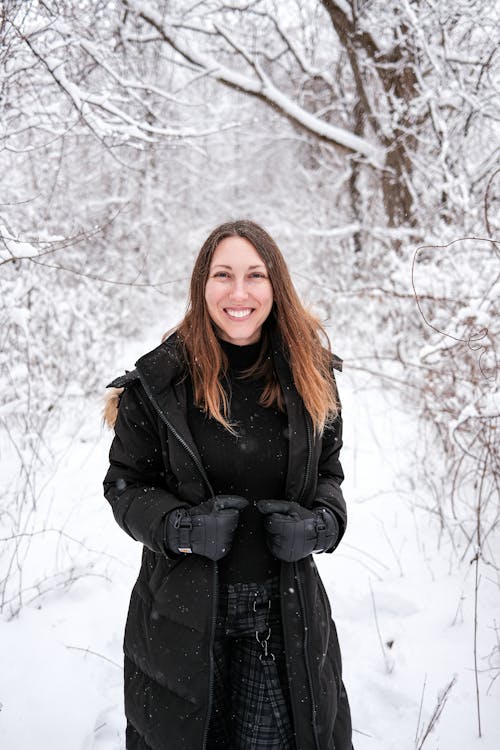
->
[[257, 500, 339, 562], [164, 495, 248, 561]]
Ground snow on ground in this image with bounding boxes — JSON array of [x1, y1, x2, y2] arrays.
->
[[1, 335, 499, 749], [320, 368, 500, 749]]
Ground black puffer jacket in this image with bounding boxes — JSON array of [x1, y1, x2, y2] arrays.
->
[[103, 332, 353, 750]]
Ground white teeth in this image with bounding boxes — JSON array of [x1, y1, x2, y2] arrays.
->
[[226, 308, 252, 318]]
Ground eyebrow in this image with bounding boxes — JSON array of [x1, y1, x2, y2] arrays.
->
[[211, 264, 266, 269]]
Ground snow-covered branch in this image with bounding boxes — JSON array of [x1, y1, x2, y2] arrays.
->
[[123, 0, 383, 162]]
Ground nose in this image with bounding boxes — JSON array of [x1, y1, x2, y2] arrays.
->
[[228, 277, 249, 301]]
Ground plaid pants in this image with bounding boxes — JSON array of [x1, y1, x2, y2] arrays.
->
[[206, 577, 296, 750]]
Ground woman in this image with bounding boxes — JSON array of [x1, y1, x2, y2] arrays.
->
[[103, 220, 353, 750]]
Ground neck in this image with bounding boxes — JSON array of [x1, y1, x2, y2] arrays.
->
[[219, 337, 261, 372]]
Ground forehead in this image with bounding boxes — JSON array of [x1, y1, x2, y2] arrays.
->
[[210, 235, 265, 267]]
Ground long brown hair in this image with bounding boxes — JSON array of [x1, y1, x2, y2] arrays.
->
[[177, 220, 339, 433]]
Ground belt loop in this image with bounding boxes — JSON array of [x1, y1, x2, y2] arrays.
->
[[253, 598, 271, 612]]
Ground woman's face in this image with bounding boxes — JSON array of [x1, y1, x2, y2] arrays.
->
[[205, 236, 274, 346]]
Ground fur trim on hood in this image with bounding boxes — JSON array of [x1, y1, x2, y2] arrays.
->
[[103, 387, 123, 429], [103, 368, 141, 429]]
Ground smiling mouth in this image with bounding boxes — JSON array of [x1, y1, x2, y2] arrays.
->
[[224, 307, 254, 320]]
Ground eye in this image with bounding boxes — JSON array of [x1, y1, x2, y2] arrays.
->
[[250, 272, 267, 279], [212, 271, 230, 279]]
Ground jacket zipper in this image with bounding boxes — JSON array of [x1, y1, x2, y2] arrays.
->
[[296, 415, 322, 750], [300, 415, 313, 504], [202, 563, 218, 750], [137, 373, 218, 749], [137, 374, 214, 496], [295, 563, 321, 750]]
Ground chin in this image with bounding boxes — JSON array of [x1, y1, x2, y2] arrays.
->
[[222, 329, 260, 345]]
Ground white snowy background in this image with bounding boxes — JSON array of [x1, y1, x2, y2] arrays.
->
[[1, 1, 499, 749]]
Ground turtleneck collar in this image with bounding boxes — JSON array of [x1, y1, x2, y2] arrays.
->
[[219, 337, 262, 372]]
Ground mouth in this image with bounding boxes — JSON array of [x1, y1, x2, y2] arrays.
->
[[224, 307, 254, 320]]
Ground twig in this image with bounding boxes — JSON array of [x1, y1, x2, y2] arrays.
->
[[378, 517, 405, 577], [414, 674, 427, 745], [415, 676, 456, 748], [65, 645, 122, 670], [472, 548, 482, 737], [472, 441, 490, 737], [369, 580, 394, 673], [0, 527, 133, 569]]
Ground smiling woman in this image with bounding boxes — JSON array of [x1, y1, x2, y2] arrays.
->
[[103, 220, 353, 750], [205, 236, 274, 345]]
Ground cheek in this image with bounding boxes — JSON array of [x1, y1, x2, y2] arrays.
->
[[204, 285, 219, 313], [261, 284, 274, 310]]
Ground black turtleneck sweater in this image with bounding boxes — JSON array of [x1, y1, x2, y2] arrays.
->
[[186, 338, 288, 584]]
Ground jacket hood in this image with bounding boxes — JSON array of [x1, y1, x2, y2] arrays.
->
[[103, 333, 184, 428]]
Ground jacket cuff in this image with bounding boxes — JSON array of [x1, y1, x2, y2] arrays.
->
[[313, 504, 341, 553]]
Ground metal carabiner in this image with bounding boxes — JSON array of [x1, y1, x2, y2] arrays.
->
[[255, 627, 275, 661]]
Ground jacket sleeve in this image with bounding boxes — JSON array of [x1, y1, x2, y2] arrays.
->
[[103, 381, 188, 554], [313, 365, 347, 552]]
